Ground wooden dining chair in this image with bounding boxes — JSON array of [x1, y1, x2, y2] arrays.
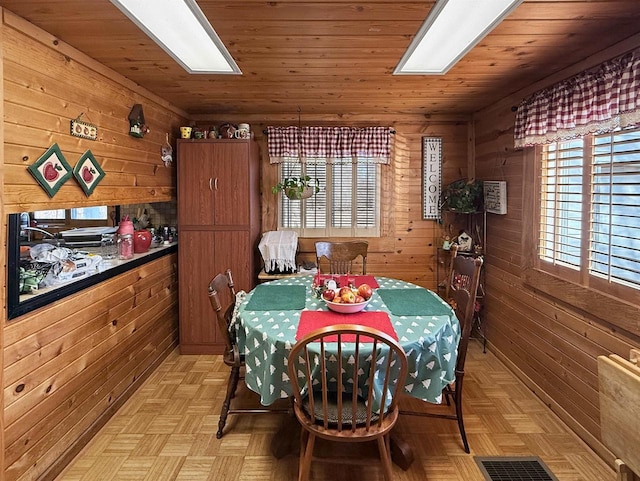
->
[[315, 240, 368, 274], [208, 269, 286, 439], [287, 324, 408, 481], [400, 244, 483, 453]]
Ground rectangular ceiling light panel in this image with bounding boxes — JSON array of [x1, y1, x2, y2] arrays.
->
[[395, 0, 523, 75], [110, 0, 241, 74]]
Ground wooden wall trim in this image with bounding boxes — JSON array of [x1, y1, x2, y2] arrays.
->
[[488, 342, 617, 470], [1, 7, 6, 478], [1, 10, 189, 120], [192, 113, 472, 124]]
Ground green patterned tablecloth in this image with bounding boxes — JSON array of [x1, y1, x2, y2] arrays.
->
[[235, 275, 460, 406]]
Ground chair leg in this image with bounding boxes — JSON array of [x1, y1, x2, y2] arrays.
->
[[444, 384, 452, 406], [298, 430, 315, 481], [217, 366, 240, 439], [453, 374, 470, 453], [377, 434, 394, 481]]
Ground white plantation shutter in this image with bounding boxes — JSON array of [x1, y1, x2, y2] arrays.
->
[[540, 140, 584, 269], [591, 130, 640, 288], [279, 163, 302, 229], [304, 163, 326, 229], [356, 163, 377, 228], [278, 161, 379, 236], [331, 163, 352, 228], [539, 127, 640, 292]]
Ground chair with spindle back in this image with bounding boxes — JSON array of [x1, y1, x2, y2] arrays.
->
[[287, 324, 408, 481], [208, 269, 286, 438], [315, 240, 368, 275], [400, 244, 483, 453]]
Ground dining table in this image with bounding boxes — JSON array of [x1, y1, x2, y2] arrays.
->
[[233, 274, 460, 468]]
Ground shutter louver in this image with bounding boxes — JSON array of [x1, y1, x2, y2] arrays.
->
[[540, 141, 583, 269]]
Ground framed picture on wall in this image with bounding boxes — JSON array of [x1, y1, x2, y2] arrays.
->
[[73, 150, 105, 196], [27, 143, 73, 198], [483, 180, 508, 214]]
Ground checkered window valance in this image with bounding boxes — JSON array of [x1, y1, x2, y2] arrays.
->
[[514, 50, 640, 148], [267, 126, 392, 164]]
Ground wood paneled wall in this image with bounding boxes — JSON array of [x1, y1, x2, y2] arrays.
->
[[1, 10, 184, 480], [2, 9, 186, 213], [193, 119, 471, 289], [473, 39, 640, 467]]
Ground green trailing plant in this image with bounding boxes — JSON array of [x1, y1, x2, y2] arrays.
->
[[271, 175, 320, 200], [441, 178, 484, 213]]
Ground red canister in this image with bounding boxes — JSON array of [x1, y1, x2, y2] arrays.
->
[[133, 230, 152, 253]]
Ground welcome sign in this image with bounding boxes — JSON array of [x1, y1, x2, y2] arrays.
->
[[422, 137, 442, 220]]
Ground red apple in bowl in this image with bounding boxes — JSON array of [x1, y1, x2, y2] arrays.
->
[[338, 287, 352, 298], [341, 289, 356, 304], [357, 284, 373, 300], [322, 289, 336, 302]]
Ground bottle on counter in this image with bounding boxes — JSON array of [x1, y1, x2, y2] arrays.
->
[[117, 215, 134, 236]]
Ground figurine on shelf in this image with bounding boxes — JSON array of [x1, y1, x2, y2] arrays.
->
[[442, 235, 452, 250], [456, 230, 473, 252]]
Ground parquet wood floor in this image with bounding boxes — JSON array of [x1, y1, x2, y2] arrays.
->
[[54, 342, 615, 481]]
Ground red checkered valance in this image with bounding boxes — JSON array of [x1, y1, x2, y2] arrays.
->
[[267, 126, 392, 164], [514, 50, 640, 148]]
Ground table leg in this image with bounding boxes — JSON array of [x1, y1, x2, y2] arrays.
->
[[389, 431, 414, 470], [271, 411, 299, 459]]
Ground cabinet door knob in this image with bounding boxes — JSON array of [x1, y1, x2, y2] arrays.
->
[[214, 178, 219, 190], [209, 178, 213, 191]]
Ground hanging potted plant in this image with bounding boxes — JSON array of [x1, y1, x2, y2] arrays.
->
[[441, 178, 484, 213], [271, 175, 320, 200]]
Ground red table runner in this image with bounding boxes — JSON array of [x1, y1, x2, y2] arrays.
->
[[316, 274, 379, 288], [296, 310, 397, 342]]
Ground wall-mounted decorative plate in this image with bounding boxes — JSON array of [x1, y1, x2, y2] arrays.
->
[[73, 150, 105, 196], [27, 143, 73, 197]]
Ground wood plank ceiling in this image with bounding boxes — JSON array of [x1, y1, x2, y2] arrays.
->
[[2, 1, 640, 117]]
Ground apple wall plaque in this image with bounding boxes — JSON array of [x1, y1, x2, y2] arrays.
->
[[73, 150, 105, 196], [28, 143, 73, 198]]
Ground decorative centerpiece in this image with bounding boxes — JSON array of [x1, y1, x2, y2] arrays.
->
[[320, 283, 373, 313]]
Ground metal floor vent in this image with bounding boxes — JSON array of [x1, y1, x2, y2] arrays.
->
[[475, 456, 559, 481]]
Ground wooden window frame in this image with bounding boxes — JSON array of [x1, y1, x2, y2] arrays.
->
[[522, 145, 640, 336]]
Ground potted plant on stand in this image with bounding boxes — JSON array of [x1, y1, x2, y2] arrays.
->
[[271, 175, 320, 200]]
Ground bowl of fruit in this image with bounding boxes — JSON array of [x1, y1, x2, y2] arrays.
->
[[321, 284, 374, 314]]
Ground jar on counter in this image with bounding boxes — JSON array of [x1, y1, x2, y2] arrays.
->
[[118, 233, 134, 260], [100, 233, 117, 259]]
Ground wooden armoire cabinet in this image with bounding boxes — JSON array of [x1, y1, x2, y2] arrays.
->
[[177, 139, 261, 354]]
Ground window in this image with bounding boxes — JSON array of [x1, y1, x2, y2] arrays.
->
[[278, 161, 380, 237], [539, 127, 640, 295], [33, 207, 109, 224]]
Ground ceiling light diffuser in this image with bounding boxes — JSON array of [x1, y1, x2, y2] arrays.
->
[[394, 0, 523, 75], [110, 0, 241, 74]]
